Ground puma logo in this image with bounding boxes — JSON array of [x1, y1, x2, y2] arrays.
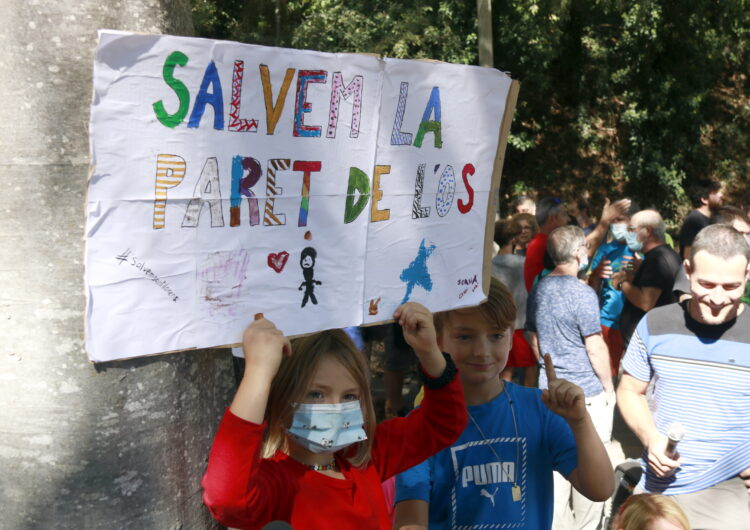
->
[[480, 487, 498, 507]]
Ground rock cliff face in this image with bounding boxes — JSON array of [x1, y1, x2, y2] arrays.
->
[[0, 1, 234, 527]]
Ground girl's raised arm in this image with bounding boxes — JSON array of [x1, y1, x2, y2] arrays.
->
[[393, 302, 446, 378], [230, 316, 292, 423]]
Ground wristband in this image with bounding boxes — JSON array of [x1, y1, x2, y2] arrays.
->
[[421, 352, 457, 389]]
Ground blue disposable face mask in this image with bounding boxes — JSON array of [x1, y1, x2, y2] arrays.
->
[[287, 400, 367, 453], [610, 223, 628, 242], [624, 231, 643, 252], [579, 254, 589, 272]]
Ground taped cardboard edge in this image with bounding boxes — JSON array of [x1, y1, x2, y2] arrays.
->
[[482, 79, 520, 298]]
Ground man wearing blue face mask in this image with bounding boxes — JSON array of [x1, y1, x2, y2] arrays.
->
[[589, 202, 638, 376], [611, 210, 681, 349]]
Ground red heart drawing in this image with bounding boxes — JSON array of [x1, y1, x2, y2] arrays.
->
[[267, 251, 289, 273]]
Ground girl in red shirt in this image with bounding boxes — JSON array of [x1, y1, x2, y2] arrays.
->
[[202, 303, 467, 529]]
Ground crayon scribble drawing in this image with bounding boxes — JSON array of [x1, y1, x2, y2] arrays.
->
[[198, 249, 251, 316], [299, 247, 321, 307], [400, 239, 436, 303]]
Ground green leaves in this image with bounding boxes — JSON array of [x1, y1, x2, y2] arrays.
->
[[192, 0, 750, 224]]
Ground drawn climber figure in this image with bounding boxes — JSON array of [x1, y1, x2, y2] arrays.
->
[[400, 238, 436, 303], [299, 247, 321, 307]]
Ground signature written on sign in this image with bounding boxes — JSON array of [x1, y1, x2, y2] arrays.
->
[[457, 274, 478, 299]]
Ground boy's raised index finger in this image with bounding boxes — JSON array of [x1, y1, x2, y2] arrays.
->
[[543, 353, 557, 381]]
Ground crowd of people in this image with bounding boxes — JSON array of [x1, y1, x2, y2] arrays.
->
[[200, 179, 750, 529]]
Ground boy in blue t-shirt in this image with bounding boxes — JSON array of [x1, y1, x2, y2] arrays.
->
[[394, 277, 614, 529]]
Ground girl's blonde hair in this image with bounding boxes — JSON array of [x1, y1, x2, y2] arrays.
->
[[262, 329, 376, 468], [614, 494, 691, 530]]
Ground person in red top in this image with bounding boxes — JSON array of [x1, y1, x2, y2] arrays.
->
[[202, 304, 467, 530], [524, 198, 568, 291]]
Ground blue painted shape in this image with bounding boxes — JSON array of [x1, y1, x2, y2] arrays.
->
[[188, 61, 225, 130], [230, 156, 262, 207], [400, 239, 437, 303], [230, 155, 244, 208]]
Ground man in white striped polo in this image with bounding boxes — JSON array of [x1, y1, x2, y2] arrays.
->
[[617, 224, 750, 529]]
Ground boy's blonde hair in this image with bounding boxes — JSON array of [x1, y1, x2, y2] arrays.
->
[[262, 329, 376, 468], [433, 276, 517, 334], [613, 494, 690, 530]]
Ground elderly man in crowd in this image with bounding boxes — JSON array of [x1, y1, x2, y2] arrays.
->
[[617, 224, 750, 529], [610, 209, 681, 348], [526, 225, 614, 530]]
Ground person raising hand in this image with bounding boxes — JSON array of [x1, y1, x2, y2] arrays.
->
[[202, 307, 467, 529], [393, 278, 614, 530], [541, 353, 615, 503]]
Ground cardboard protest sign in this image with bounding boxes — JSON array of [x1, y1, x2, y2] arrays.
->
[[86, 30, 517, 362]]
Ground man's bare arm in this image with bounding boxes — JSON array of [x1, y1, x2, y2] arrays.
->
[[525, 330, 541, 361], [583, 333, 613, 394], [611, 270, 663, 313], [621, 284, 662, 312], [617, 374, 656, 443], [617, 373, 680, 477]]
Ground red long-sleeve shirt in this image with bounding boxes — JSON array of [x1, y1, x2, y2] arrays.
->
[[524, 232, 548, 292], [202, 372, 467, 529]]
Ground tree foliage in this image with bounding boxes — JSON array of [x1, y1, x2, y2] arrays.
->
[[192, 0, 750, 224]]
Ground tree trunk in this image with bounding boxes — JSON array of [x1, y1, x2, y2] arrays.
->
[[0, 1, 234, 528], [477, 0, 493, 67]]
